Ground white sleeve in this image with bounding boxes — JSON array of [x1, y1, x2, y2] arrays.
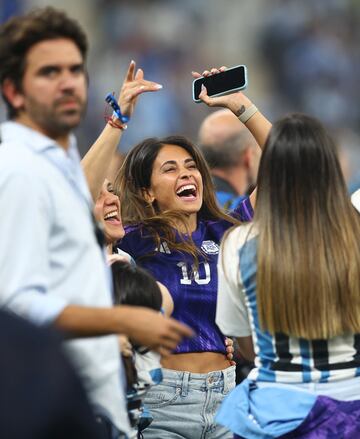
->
[[351, 189, 360, 213], [216, 227, 252, 337], [0, 172, 67, 324]]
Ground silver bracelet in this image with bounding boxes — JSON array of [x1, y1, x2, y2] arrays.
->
[[238, 104, 258, 123]]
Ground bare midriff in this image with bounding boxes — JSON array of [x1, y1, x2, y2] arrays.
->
[[161, 351, 231, 373]]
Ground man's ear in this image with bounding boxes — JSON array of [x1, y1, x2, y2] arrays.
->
[[2, 79, 25, 110], [142, 188, 155, 204], [242, 148, 252, 170]]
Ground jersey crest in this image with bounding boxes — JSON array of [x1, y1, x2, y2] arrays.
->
[[201, 240, 219, 255]]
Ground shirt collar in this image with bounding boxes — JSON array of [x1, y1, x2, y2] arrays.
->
[[1, 120, 90, 205], [1, 120, 77, 154]]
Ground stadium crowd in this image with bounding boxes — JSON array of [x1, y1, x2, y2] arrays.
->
[[0, 6, 359, 439]]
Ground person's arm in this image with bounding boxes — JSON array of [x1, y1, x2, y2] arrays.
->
[[192, 67, 272, 149], [192, 67, 272, 207], [82, 60, 162, 200], [216, 227, 255, 359], [54, 304, 193, 356], [0, 172, 192, 356], [0, 172, 69, 324], [157, 282, 174, 316], [82, 123, 124, 201]]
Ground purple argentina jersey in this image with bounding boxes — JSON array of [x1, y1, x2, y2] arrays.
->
[[117, 198, 253, 354]]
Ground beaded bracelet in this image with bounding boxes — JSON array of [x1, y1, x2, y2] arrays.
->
[[105, 116, 127, 130]]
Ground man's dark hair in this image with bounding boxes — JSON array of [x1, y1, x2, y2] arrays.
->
[[0, 7, 88, 118]]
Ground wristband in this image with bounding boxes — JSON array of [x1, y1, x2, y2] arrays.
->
[[238, 104, 258, 124], [107, 116, 127, 130], [105, 93, 129, 124]]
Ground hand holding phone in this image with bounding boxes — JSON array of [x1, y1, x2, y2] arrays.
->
[[192, 64, 247, 103]]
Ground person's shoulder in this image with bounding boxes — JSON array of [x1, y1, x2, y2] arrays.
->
[[351, 189, 360, 213], [122, 224, 149, 243], [117, 224, 153, 257], [0, 137, 45, 180], [223, 223, 257, 251], [124, 224, 143, 236], [231, 196, 254, 221], [0, 149, 49, 198], [0, 139, 32, 165]]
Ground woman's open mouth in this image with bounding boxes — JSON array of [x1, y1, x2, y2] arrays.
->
[[104, 210, 122, 225], [176, 184, 197, 201]]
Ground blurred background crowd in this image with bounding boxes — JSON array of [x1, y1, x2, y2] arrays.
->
[[1, 0, 359, 191]]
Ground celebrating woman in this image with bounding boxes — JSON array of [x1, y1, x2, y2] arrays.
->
[[84, 64, 270, 438]]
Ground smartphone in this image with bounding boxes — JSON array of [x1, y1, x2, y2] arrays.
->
[[192, 64, 247, 103]]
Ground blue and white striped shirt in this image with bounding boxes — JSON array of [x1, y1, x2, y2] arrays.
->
[[216, 223, 360, 383]]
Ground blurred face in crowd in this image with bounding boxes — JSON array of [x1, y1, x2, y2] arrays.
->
[[145, 144, 204, 230], [9, 38, 87, 142], [94, 179, 125, 244]]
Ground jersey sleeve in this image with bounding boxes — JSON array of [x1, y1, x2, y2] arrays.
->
[[231, 196, 254, 222], [216, 227, 252, 337]]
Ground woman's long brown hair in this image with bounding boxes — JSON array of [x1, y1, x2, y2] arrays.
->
[[114, 135, 242, 261], [255, 114, 360, 339]]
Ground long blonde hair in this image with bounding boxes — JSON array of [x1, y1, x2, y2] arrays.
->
[[255, 114, 360, 339]]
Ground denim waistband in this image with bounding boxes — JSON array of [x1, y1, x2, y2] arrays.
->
[[161, 365, 236, 396]]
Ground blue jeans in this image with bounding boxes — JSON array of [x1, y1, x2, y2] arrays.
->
[[143, 365, 235, 439]]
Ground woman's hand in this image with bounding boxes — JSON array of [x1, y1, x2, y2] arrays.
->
[[117, 60, 162, 120], [225, 337, 236, 366], [118, 334, 133, 357], [192, 67, 253, 117]]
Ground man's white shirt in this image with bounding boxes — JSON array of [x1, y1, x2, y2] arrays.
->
[[0, 121, 130, 434]]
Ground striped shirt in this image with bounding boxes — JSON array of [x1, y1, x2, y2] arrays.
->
[[216, 223, 360, 383]]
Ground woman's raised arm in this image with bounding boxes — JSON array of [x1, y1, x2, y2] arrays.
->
[[192, 67, 272, 207], [82, 60, 163, 200]]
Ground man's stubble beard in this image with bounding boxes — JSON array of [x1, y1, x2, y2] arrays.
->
[[26, 93, 87, 138]]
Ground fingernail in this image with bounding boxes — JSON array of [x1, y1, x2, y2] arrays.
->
[[201, 84, 206, 91], [155, 84, 163, 89], [131, 60, 135, 64]]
